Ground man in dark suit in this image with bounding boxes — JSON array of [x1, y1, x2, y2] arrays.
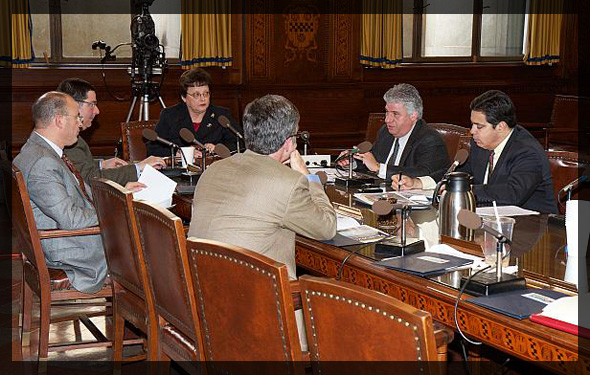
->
[[14, 92, 145, 293], [146, 68, 242, 158], [397, 90, 557, 214], [340, 83, 450, 183], [58, 78, 165, 186]]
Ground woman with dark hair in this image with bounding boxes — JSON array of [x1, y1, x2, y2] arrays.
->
[[147, 67, 242, 158]]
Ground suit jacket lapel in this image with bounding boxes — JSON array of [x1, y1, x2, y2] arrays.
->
[[487, 127, 517, 184], [398, 120, 423, 166]]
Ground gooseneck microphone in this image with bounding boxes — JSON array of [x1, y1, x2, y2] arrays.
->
[[457, 209, 511, 244], [218, 115, 243, 139], [445, 148, 469, 175], [179, 128, 206, 149], [143, 129, 183, 168], [334, 141, 373, 163], [558, 167, 589, 203], [299, 131, 311, 155]]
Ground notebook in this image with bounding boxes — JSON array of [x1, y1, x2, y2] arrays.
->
[[374, 252, 473, 277], [466, 289, 567, 320]]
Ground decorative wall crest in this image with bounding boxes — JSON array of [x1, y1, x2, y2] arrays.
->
[[283, 3, 320, 66]]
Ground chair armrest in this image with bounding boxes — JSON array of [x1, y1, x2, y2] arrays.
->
[[38, 226, 101, 239], [290, 280, 302, 310]]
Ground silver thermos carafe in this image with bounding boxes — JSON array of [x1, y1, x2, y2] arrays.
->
[[433, 172, 476, 241]]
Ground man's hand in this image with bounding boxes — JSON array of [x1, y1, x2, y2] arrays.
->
[[124, 182, 146, 192], [353, 152, 379, 172], [336, 150, 351, 168], [204, 143, 216, 153], [137, 155, 167, 171], [391, 174, 423, 191], [102, 157, 128, 169], [287, 150, 310, 175]]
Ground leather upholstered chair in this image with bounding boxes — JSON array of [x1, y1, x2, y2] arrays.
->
[[185, 238, 306, 374], [428, 123, 470, 160], [12, 165, 114, 366], [546, 151, 590, 214], [120, 120, 157, 162], [90, 179, 158, 363], [364, 113, 386, 143], [299, 275, 452, 375], [132, 200, 205, 373]]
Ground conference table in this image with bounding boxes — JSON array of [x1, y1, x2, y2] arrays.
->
[[172, 179, 589, 374]]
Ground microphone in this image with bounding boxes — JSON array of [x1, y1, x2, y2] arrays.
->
[[315, 171, 327, 185], [558, 168, 589, 197], [457, 209, 511, 244], [143, 129, 181, 149], [334, 141, 373, 162], [445, 148, 469, 175], [179, 128, 206, 149], [213, 144, 231, 159], [299, 131, 310, 142], [218, 115, 243, 139]]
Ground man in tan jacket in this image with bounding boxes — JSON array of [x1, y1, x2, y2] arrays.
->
[[188, 94, 336, 279]]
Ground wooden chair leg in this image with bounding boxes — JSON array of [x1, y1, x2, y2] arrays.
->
[[21, 281, 33, 347], [158, 351, 171, 375], [37, 293, 51, 364], [113, 313, 125, 363]]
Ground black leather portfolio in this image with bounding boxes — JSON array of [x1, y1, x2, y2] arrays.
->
[[466, 289, 567, 320], [374, 252, 473, 277]]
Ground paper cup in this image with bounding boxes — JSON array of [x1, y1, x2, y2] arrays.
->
[[180, 147, 195, 168]]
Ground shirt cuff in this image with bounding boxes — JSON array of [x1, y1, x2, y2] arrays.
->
[[135, 164, 141, 178], [378, 163, 386, 179], [417, 176, 436, 190], [98, 159, 103, 170], [306, 174, 321, 184]]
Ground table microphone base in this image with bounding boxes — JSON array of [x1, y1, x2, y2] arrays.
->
[[375, 238, 425, 257], [335, 176, 375, 188], [460, 272, 526, 296]]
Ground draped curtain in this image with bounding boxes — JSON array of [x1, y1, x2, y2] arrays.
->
[[0, 0, 33, 68], [360, 0, 403, 68], [181, 0, 232, 68], [524, 0, 563, 65]]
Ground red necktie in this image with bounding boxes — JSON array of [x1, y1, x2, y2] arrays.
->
[[61, 153, 93, 203], [488, 150, 495, 181]]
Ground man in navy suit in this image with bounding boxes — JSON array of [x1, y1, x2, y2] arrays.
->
[[396, 90, 557, 213]]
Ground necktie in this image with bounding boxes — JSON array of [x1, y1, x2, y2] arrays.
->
[[487, 150, 495, 181], [389, 138, 400, 166], [61, 153, 93, 203]]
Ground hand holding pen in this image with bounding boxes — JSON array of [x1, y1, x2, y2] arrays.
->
[[391, 173, 423, 190]]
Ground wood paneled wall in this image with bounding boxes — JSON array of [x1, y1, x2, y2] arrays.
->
[[11, 12, 578, 157]]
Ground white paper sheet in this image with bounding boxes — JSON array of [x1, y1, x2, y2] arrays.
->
[[133, 164, 177, 208], [476, 205, 539, 216], [336, 214, 361, 231]]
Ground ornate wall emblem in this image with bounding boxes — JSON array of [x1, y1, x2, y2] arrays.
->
[[283, 4, 320, 66]]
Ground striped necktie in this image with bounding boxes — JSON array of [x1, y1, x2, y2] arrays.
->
[[487, 150, 495, 181], [61, 153, 93, 203]]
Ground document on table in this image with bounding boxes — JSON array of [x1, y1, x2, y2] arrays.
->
[[476, 205, 539, 216], [133, 164, 177, 208]]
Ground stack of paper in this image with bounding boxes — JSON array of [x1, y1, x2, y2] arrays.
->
[[133, 165, 177, 208]]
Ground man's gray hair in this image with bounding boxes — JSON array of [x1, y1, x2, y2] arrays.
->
[[243, 95, 300, 155], [383, 83, 423, 119], [32, 91, 71, 129]]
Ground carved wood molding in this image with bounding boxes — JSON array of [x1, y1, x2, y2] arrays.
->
[[295, 245, 588, 375]]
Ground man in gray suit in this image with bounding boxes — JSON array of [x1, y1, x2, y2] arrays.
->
[[14, 92, 144, 293], [57, 78, 165, 186], [188, 94, 336, 351]]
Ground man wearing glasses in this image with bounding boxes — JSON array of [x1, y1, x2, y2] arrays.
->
[[57, 78, 165, 186], [14, 92, 145, 293], [188, 94, 336, 351], [146, 67, 243, 158]]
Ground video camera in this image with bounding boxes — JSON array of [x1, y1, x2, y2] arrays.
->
[[130, 0, 167, 79]]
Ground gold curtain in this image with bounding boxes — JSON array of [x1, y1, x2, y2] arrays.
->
[[524, 0, 563, 66], [181, 0, 232, 69], [360, 0, 403, 68], [0, 0, 33, 68]]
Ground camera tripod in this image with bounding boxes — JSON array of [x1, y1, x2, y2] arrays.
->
[[125, 77, 166, 122]]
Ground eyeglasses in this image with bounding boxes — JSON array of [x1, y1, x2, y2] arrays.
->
[[63, 114, 84, 123], [186, 91, 210, 100], [77, 100, 98, 108]]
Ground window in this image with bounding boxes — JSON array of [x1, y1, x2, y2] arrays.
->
[[30, 0, 181, 63], [402, 0, 527, 62]]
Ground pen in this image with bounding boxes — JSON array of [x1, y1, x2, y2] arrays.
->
[[398, 171, 402, 191]]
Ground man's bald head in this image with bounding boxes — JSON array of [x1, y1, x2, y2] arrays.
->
[[32, 91, 72, 129]]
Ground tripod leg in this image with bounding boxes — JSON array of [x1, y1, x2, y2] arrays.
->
[[157, 95, 166, 109], [143, 93, 150, 120], [126, 95, 139, 123], [138, 100, 144, 121]]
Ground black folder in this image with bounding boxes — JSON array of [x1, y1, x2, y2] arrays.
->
[[466, 289, 567, 320], [374, 252, 473, 277]]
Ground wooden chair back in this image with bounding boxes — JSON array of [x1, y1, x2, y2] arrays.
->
[[185, 238, 304, 371], [132, 199, 204, 363], [299, 275, 441, 374], [365, 113, 386, 142], [428, 123, 470, 160], [546, 151, 590, 213], [120, 120, 157, 161]]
